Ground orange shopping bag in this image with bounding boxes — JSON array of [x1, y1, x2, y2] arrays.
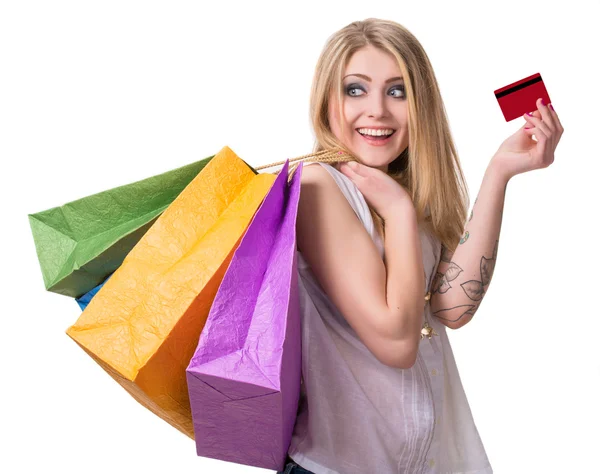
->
[[66, 146, 276, 438]]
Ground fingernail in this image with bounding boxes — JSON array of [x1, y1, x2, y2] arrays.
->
[[550, 104, 555, 111], [527, 112, 533, 116], [541, 98, 545, 106], [524, 127, 532, 130]]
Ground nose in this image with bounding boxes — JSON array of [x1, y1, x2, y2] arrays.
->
[[367, 92, 389, 119]]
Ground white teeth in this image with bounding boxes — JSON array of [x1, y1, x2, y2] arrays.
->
[[357, 128, 395, 136]]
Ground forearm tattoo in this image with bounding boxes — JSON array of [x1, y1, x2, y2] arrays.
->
[[430, 202, 498, 324]]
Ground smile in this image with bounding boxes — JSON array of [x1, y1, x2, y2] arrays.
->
[[356, 128, 396, 146]]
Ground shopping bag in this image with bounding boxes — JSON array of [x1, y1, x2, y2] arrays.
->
[[186, 159, 303, 471], [28, 156, 214, 298], [75, 276, 109, 311], [66, 146, 276, 439]]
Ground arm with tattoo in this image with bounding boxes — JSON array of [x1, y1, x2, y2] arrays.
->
[[429, 163, 509, 329]]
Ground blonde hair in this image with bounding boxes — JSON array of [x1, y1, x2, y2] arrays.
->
[[303, 18, 470, 253]]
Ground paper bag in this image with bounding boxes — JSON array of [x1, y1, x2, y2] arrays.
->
[[75, 276, 110, 311], [66, 146, 276, 438], [29, 157, 214, 297], [186, 159, 302, 470]]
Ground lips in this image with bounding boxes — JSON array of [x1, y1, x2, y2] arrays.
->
[[356, 129, 395, 146], [356, 128, 396, 137]]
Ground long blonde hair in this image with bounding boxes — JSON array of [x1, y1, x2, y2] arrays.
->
[[304, 18, 470, 253]]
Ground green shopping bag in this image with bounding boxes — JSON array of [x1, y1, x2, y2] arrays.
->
[[28, 156, 226, 298]]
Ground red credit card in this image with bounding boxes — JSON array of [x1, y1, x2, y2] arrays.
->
[[494, 73, 551, 122]]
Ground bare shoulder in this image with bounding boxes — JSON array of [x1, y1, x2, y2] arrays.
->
[[296, 162, 361, 245]]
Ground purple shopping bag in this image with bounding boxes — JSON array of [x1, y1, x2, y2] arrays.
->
[[185, 159, 303, 471]]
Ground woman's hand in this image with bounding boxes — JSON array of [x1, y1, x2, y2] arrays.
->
[[336, 160, 412, 221], [491, 98, 564, 181]]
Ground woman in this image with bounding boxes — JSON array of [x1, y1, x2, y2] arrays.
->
[[276, 18, 562, 474]]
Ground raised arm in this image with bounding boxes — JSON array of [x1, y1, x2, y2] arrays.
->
[[430, 161, 509, 329], [296, 163, 424, 369]]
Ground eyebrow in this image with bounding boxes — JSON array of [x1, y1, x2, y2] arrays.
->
[[343, 74, 404, 83]]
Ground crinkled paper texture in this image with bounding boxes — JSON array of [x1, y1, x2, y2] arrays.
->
[[66, 146, 275, 438], [187, 160, 302, 471], [29, 157, 213, 298]]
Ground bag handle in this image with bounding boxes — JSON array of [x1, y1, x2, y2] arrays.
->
[[254, 149, 356, 178]]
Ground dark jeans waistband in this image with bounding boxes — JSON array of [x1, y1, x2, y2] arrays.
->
[[279, 455, 316, 474]]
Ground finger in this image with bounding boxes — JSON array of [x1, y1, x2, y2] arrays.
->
[[523, 127, 550, 158], [520, 110, 539, 130], [340, 163, 360, 178], [523, 125, 548, 150], [522, 128, 548, 156], [522, 128, 539, 143], [547, 102, 564, 134], [345, 160, 366, 176], [523, 113, 551, 139], [534, 98, 557, 133]]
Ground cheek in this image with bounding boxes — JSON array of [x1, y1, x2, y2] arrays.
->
[[330, 109, 353, 138], [328, 98, 361, 143], [330, 118, 355, 143]]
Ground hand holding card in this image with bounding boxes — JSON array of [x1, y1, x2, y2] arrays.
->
[[491, 96, 564, 181], [495, 73, 551, 121]]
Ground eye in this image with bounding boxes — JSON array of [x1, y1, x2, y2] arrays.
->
[[389, 85, 406, 98], [346, 84, 365, 97], [345, 84, 406, 99]]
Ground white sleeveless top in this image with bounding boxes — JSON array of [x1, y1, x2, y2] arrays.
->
[[288, 162, 493, 474]]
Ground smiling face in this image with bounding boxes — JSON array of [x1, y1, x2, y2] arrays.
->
[[328, 45, 409, 173]]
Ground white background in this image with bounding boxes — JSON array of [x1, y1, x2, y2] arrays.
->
[[1, 1, 598, 473]]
